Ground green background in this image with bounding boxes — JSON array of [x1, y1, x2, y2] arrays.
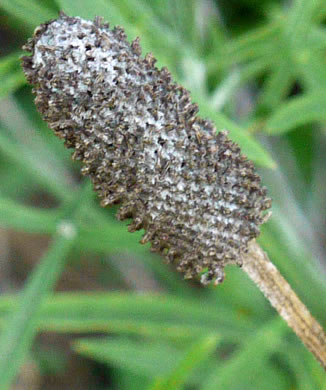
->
[[0, 0, 326, 388]]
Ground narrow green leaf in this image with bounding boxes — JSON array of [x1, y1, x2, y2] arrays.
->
[[77, 224, 145, 254], [114, 0, 189, 53], [0, 71, 25, 99], [0, 130, 73, 201], [0, 52, 22, 74], [307, 26, 326, 51], [0, 195, 143, 254], [0, 0, 56, 30], [283, 0, 326, 90], [149, 335, 219, 390], [0, 52, 26, 98], [0, 96, 79, 201], [237, 57, 271, 86], [74, 338, 185, 379], [74, 335, 220, 389], [258, 56, 295, 110], [72, 333, 289, 389], [207, 21, 280, 70], [0, 293, 254, 341], [249, 364, 290, 390], [282, 343, 325, 390], [265, 90, 326, 134], [284, 0, 322, 49], [0, 197, 59, 233], [0, 183, 96, 389], [0, 225, 76, 389], [316, 2, 326, 21], [295, 50, 326, 91], [202, 318, 288, 390], [167, 0, 196, 46]]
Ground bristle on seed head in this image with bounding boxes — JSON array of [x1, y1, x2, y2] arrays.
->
[[22, 14, 271, 285]]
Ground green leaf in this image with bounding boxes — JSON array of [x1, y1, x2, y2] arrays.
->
[[77, 224, 145, 254], [74, 338, 186, 379], [112, 368, 151, 390], [0, 71, 26, 99], [0, 227, 76, 390], [0, 130, 73, 201], [258, 55, 295, 110], [73, 335, 220, 389], [265, 90, 326, 134], [0, 95, 80, 201], [149, 335, 219, 390], [202, 318, 288, 390], [282, 342, 325, 390], [0, 52, 26, 98], [114, 0, 190, 53], [0, 196, 59, 233], [284, 0, 322, 49], [0, 195, 144, 255], [0, 183, 95, 389], [207, 21, 280, 70], [307, 26, 326, 51], [0, 0, 56, 30], [0, 293, 254, 341], [0, 52, 22, 75], [295, 49, 326, 91], [237, 57, 271, 87], [283, 0, 326, 90]]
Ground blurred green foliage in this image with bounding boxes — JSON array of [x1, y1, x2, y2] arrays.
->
[[0, 0, 326, 389]]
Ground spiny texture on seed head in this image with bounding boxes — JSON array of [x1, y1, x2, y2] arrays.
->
[[22, 14, 271, 285]]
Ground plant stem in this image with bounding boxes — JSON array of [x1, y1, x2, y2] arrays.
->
[[241, 240, 326, 370]]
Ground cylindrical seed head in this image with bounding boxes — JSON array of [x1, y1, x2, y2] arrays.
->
[[22, 14, 271, 285]]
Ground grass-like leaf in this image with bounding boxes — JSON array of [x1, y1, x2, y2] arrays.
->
[[207, 21, 280, 70], [0, 0, 56, 30], [283, 343, 326, 390], [0, 52, 26, 98], [0, 293, 254, 341], [73, 338, 183, 378], [0, 130, 73, 201], [148, 335, 219, 390], [0, 229, 75, 389], [265, 90, 326, 134], [0, 195, 145, 254], [202, 318, 288, 390], [0, 184, 95, 389], [0, 196, 59, 233]]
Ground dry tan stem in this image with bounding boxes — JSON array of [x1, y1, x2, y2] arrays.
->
[[241, 240, 326, 370]]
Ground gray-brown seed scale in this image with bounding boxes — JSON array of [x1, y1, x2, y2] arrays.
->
[[22, 14, 271, 285]]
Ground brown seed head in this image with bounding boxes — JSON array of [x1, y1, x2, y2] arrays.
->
[[22, 14, 271, 285]]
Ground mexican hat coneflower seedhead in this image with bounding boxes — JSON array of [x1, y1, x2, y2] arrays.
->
[[22, 13, 271, 285], [21, 13, 326, 370]]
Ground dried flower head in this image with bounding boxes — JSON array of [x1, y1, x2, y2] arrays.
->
[[22, 13, 271, 285]]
